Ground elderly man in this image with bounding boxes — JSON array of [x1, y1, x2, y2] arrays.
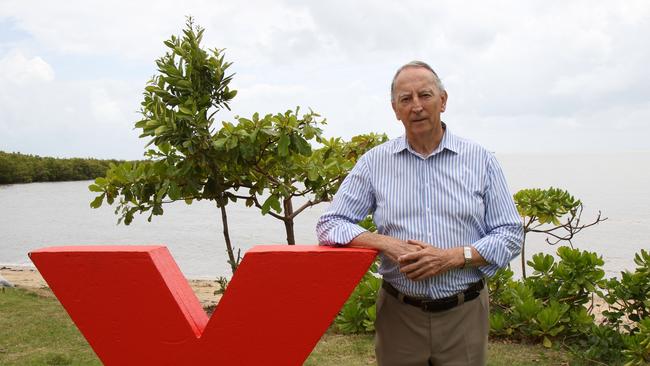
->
[[316, 61, 523, 366]]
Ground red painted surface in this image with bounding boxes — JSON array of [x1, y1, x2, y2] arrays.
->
[[29, 245, 376, 365]]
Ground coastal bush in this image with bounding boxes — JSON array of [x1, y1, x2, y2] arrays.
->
[[335, 261, 380, 334], [514, 187, 605, 278], [602, 249, 650, 332], [489, 246, 604, 347], [89, 18, 385, 274], [490, 247, 650, 365]]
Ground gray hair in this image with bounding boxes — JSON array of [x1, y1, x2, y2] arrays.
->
[[390, 61, 445, 101]]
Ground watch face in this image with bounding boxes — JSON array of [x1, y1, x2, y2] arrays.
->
[[464, 247, 472, 259], [464, 247, 472, 267]]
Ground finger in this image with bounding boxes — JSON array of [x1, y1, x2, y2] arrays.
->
[[398, 250, 425, 264], [407, 239, 429, 248], [399, 261, 421, 274]]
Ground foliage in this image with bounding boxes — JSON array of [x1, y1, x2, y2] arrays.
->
[[90, 18, 243, 272], [622, 317, 650, 365], [214, 116, 387, 244], [335, 260, 381, 334], [513, 187, 606, 278], [214, 276, 228, 295], [489, 246, 604, 347], [490, 246, 650, 364], [570, 324, 626, 365], [89, 18, 386, 275], [0, 151, 122, 184], [602, 249, 650, 332]]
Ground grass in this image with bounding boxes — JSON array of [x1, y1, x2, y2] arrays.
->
[[307, 331, 570, 366], [1, 287, 570, 365], [0, 288, 100, 365]]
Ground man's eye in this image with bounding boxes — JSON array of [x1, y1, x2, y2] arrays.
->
[[420, 93, 432, 98], [400, 97, 411, 103]]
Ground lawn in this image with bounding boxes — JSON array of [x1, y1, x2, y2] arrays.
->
[[1, 288, 569, 365]]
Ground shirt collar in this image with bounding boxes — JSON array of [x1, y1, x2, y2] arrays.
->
[[391, 122, 461, 157]]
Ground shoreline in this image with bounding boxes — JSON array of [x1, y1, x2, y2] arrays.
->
[[0, 265, 223, 308]]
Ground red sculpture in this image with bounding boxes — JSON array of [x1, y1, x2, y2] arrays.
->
[[29, 245, 376, 365]]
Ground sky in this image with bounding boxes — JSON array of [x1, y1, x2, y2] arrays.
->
[[1, 1, 649, 160]]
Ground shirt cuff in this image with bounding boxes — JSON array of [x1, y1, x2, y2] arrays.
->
[[321, 224, 368, 246], [473, 236, 512, 278]]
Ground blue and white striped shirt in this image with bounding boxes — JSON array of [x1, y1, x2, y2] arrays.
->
[[316, 127, 523, 299]]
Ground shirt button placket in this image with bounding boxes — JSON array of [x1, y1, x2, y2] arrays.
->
[[426, 161, 433, 241]]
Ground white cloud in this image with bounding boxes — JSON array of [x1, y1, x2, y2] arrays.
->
[[0, 50, 53, 84], [0, 0, 649, 157]]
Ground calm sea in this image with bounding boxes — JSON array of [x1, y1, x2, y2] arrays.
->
[[1, 152, 648, 278]]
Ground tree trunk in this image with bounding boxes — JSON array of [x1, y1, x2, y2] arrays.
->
[[218, 200, 238, 274], [283, 198, 295, 245], [520, 235, 527, 279]]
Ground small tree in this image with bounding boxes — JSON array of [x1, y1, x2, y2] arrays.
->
[[89, 18, 386, 274], [513, 187, 606, 278], [214, 116, 387, 244]]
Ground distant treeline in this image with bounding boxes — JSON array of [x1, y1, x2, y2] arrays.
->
[[0, 151, 126, 184]]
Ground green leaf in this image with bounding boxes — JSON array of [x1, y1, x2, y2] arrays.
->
[[88, 184, 103, 193], [154, 126, 167, 135], [213, 138, 227, 149], [543, 336, 552, 348], [90, 194, 105, 209], [95, 177, 108, 186], [261, 195, 281, 214], [278, 134, 290, 157], [290, 134, 311, 155]]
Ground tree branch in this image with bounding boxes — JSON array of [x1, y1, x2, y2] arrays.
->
[[289, 198, 323, 220], [249, 194, 286, 221]]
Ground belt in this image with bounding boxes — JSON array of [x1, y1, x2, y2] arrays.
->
[[381, 279, 484, 313]]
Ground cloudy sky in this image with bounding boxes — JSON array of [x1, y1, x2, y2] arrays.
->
[[1, 1, 649, 159]]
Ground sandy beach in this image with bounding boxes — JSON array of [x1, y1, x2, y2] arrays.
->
[[0, 265, 223, 308]]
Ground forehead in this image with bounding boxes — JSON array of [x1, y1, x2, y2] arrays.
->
[[394, 67, 438, 93]]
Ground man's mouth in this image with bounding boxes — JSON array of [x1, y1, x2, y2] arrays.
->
[[411, 117, 428, 123]]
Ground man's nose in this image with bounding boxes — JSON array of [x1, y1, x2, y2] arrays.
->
[[412, 97, 423, 113]]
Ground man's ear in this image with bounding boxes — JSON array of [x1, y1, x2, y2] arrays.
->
[[440, 91, 448, 113], [391, 100, 399, 120]]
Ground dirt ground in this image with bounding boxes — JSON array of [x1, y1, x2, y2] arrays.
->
[[0, 265, 223, 308]]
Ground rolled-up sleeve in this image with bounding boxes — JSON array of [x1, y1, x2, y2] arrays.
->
[[473, 154, 523, 277], [316, 156, 376, 246]]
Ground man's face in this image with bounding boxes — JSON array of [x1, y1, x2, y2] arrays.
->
[[391, 67, 447, 137]]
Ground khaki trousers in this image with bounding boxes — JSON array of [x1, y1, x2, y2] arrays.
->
[[375, 287, 489, 366]]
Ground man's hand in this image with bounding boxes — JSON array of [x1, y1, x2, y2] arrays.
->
[[349, 232, 422, 263], [381, 240, 422, 263], [397, 240, 464, 281]]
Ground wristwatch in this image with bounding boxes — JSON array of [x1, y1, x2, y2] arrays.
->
[[463, 246, 472, 268]]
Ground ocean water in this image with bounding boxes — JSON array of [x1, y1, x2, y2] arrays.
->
[[1, 152, 648, 278]]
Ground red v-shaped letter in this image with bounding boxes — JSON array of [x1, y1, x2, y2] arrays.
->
[[29, 245, 376, 365]]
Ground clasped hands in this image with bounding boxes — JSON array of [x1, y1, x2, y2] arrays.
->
[[385, 239, 462, 281]]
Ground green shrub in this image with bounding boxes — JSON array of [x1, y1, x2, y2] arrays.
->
[[622, 317, 650, 365], [335, 261, 380, 334], [489, 246, 604, 347], [570, 324, 626, 365], [602, 249, 650, 332]]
